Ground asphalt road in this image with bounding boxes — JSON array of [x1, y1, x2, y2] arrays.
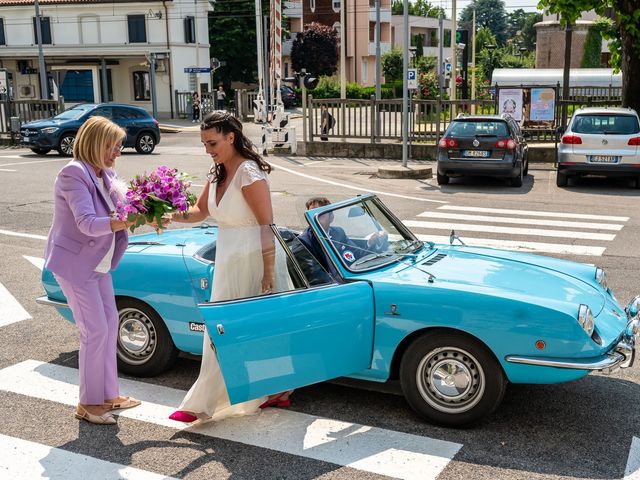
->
[[1, 132, 640, 480]]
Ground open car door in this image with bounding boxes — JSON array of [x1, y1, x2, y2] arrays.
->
[[197, 230, 375, 405]]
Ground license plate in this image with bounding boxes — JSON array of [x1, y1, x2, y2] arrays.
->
[[463, 150, 489, 158], [21, 136, 31, 143], [588, 155, 620, 163]]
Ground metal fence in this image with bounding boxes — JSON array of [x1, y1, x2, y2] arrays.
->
[[307, 89, 623, 144], [0, 99, 61, 134]]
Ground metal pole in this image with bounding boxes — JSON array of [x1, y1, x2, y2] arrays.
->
[[340, 0, 346, 100], [402, 0, 409, 167], [451, 0, 457, 117], [561, 21, 572, 128], [375, 0, 381, 140], [471, 6, 476, 113], [100, 58, 108, 102], [194, 0, 201, 99], [437, 13, 443, 144], [150, 54, 158, 118], [34, 0, 48, 99], [301, 74, 307, 142], [255, 0, 264, 98], [263, 15, 270, 116]]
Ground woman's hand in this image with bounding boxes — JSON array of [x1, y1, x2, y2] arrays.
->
[[110, 218, 135, 232], [148, 215, 172, 234], [261, 272, 275, 295]]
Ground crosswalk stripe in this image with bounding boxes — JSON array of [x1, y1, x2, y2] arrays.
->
[[0, 360, 462, 480], [418, 234, 606, 256], [0, 230, 47, 240], [418, 211, 623, 231], [23, 255, 44, 271], [0, 169, 16, 172], [0, 282, 31, 327], [437, 205, 629, 222], [0, 434, 177, 480], [404, 220, 616, 241], [624, 436, 640, 479]]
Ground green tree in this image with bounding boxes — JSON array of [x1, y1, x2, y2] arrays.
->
[[291, 23, 338, 77], [506, 9, 529, 40], [391, 0, 446, 17], [537, 0, 640, 113], [382, 47, 403, 82], [459, 0, 508, 45], [475, 26, 497, 54], [520, 12, 543, 51], [209, 0, 263, 88]]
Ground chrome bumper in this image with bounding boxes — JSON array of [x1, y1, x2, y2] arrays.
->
[[506, 299, 640, 374], [35, 295, 70, 309]]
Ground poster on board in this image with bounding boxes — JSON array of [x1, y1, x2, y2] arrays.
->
[[530, 87, 555, 122], [498, 88, 523, 121], [0, 70, 8, 96]]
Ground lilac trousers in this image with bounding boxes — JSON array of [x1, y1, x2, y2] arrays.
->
[[55, 272, 120, 405]]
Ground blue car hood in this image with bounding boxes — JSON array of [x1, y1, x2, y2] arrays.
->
[[22, 118, 71, 128], [394, 245, 605, 314]]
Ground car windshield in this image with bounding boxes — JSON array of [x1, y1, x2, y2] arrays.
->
[[571, 114, 640, 135], [314, 197, 424, 271], [448, 120, 509, 138], [54, 105, 94, 120]]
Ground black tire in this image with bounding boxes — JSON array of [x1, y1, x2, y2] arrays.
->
[[437, 172, 449, 185], [635, 177, 640, 189], [57, 133, 76, 156], [400, 331, 507, 427], [115, 298, 179, 376], [556, 170, 568, 187], [135, 132, 156, 154], [523, 156, 529, 176], [30, 148, 51, 155], [510, 166, 523, 187]]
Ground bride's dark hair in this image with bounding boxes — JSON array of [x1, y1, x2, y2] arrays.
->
[[202, 111, 271, 184]]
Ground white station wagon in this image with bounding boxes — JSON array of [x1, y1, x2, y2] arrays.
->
[[557, 107, 640, 187]]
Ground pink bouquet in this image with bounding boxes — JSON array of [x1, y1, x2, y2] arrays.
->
[[115, 166, 197, 232]]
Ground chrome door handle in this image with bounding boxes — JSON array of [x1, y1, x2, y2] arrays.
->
[[216, 324, 224, 335]]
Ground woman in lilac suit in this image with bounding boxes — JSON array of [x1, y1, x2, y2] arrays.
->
[[44, 116, 142, 425]]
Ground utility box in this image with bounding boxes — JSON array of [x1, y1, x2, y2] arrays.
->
[[10, 117, 21, 132]]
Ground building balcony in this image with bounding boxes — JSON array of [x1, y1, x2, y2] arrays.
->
[[369, 7, 391, 22], [369, 41, 392, 56]]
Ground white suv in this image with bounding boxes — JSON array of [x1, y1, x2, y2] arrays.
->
[[557, 107, 640, 187]]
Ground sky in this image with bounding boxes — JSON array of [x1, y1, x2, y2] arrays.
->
[[439, 0, 543, 17]]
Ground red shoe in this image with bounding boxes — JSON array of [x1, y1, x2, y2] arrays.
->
[[169, 410, 198, 423], [259, 393, 291, 409]]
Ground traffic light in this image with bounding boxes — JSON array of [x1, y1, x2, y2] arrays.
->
[[456, 30, 469, 99], [303, 75, 318, 90]]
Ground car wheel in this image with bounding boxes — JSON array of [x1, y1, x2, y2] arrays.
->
[[57, 134, 76, 156], [30, 148, 51, 155], [400, 331, 507, 427], [135, 132, 156, 154], [437, 173, 449, 185], [523, 156, 529, 176], [510, 167, 523, 187], [556, 170, 568, 187], [116, 298, 179, 377]]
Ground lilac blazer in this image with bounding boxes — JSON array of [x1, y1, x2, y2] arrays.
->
[[44, 159, 128, 283]]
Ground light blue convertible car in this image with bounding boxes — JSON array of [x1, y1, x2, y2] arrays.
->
[[38, 194, 640, 426]]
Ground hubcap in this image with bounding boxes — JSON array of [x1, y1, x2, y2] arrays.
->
[[61, 136, 74, 155], [117, 308, 157, 365], [416, 346, 485, 414], [139, 135, 154, 152]]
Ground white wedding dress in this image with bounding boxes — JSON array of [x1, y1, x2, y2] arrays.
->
[[177, 160, 292, 421]]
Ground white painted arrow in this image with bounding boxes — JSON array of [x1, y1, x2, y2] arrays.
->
[[0, 282, 31, 327], [625, 436, 640, 479]]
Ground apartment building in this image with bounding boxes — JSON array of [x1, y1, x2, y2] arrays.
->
[[391, 14, 452, 63]]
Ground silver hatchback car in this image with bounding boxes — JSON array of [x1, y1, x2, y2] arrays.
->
[[557, 107, 640, 187]]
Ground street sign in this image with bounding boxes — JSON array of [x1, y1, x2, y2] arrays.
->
[[184, 67, 212, 74], [407, 68, 418, 90], [444, 63, 452, 78]]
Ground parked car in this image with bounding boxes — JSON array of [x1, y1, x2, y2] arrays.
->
[[437, 114, 529, 187], [37, 194, 639, 426], [557, 107, 640, 187], [280, 85, 297, 108], [19, 103, 161, 156]]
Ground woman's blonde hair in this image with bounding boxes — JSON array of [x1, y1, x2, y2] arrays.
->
[[73, 116, 126, 169]]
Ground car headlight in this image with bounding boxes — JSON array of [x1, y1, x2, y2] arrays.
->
[[626, 296, 640, 318], [595, 267, 608, 290], [41, 127, 59, 134], [578, 304, 595, 336]]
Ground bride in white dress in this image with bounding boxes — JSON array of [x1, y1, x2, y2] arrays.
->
[[168, 111, 292, 423]]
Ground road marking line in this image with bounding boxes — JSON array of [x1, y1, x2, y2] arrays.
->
[[0, 229, 47, 240], [404, 220, 616, 241], [417, 211, 623, 231], [0, 168, 17, 172], [0, 155, 26, 159], [625, 436, 640, 479], [0, 283, 31, 327], [268, 160, 448, 204], [438, 205, 629, 222], [0, 360, 462, 480], [0, 434, 177, 480], [23, 255, 44, 270], [418, 234, 606, 256], [0, 158, 68, 168]]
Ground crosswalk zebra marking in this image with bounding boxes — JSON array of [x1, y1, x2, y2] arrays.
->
[[0, 360, 462, 480], [0, 282, 31, 327], [0, 434, 177, 480], [0, 230, 47, 240], [404, 220, 616, 241], [23, 256, 44, 271], [416, 234, 606, 257], [418, 211, 624, 231], [625, 436, 640, 480], [437, 205, 630, 222]]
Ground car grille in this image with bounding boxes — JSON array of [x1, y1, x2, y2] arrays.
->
[[422, 253, 447, 266], [21, 129, 39, 136]]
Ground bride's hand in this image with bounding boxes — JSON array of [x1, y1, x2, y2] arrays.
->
[[261, 275, 275, 295]]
